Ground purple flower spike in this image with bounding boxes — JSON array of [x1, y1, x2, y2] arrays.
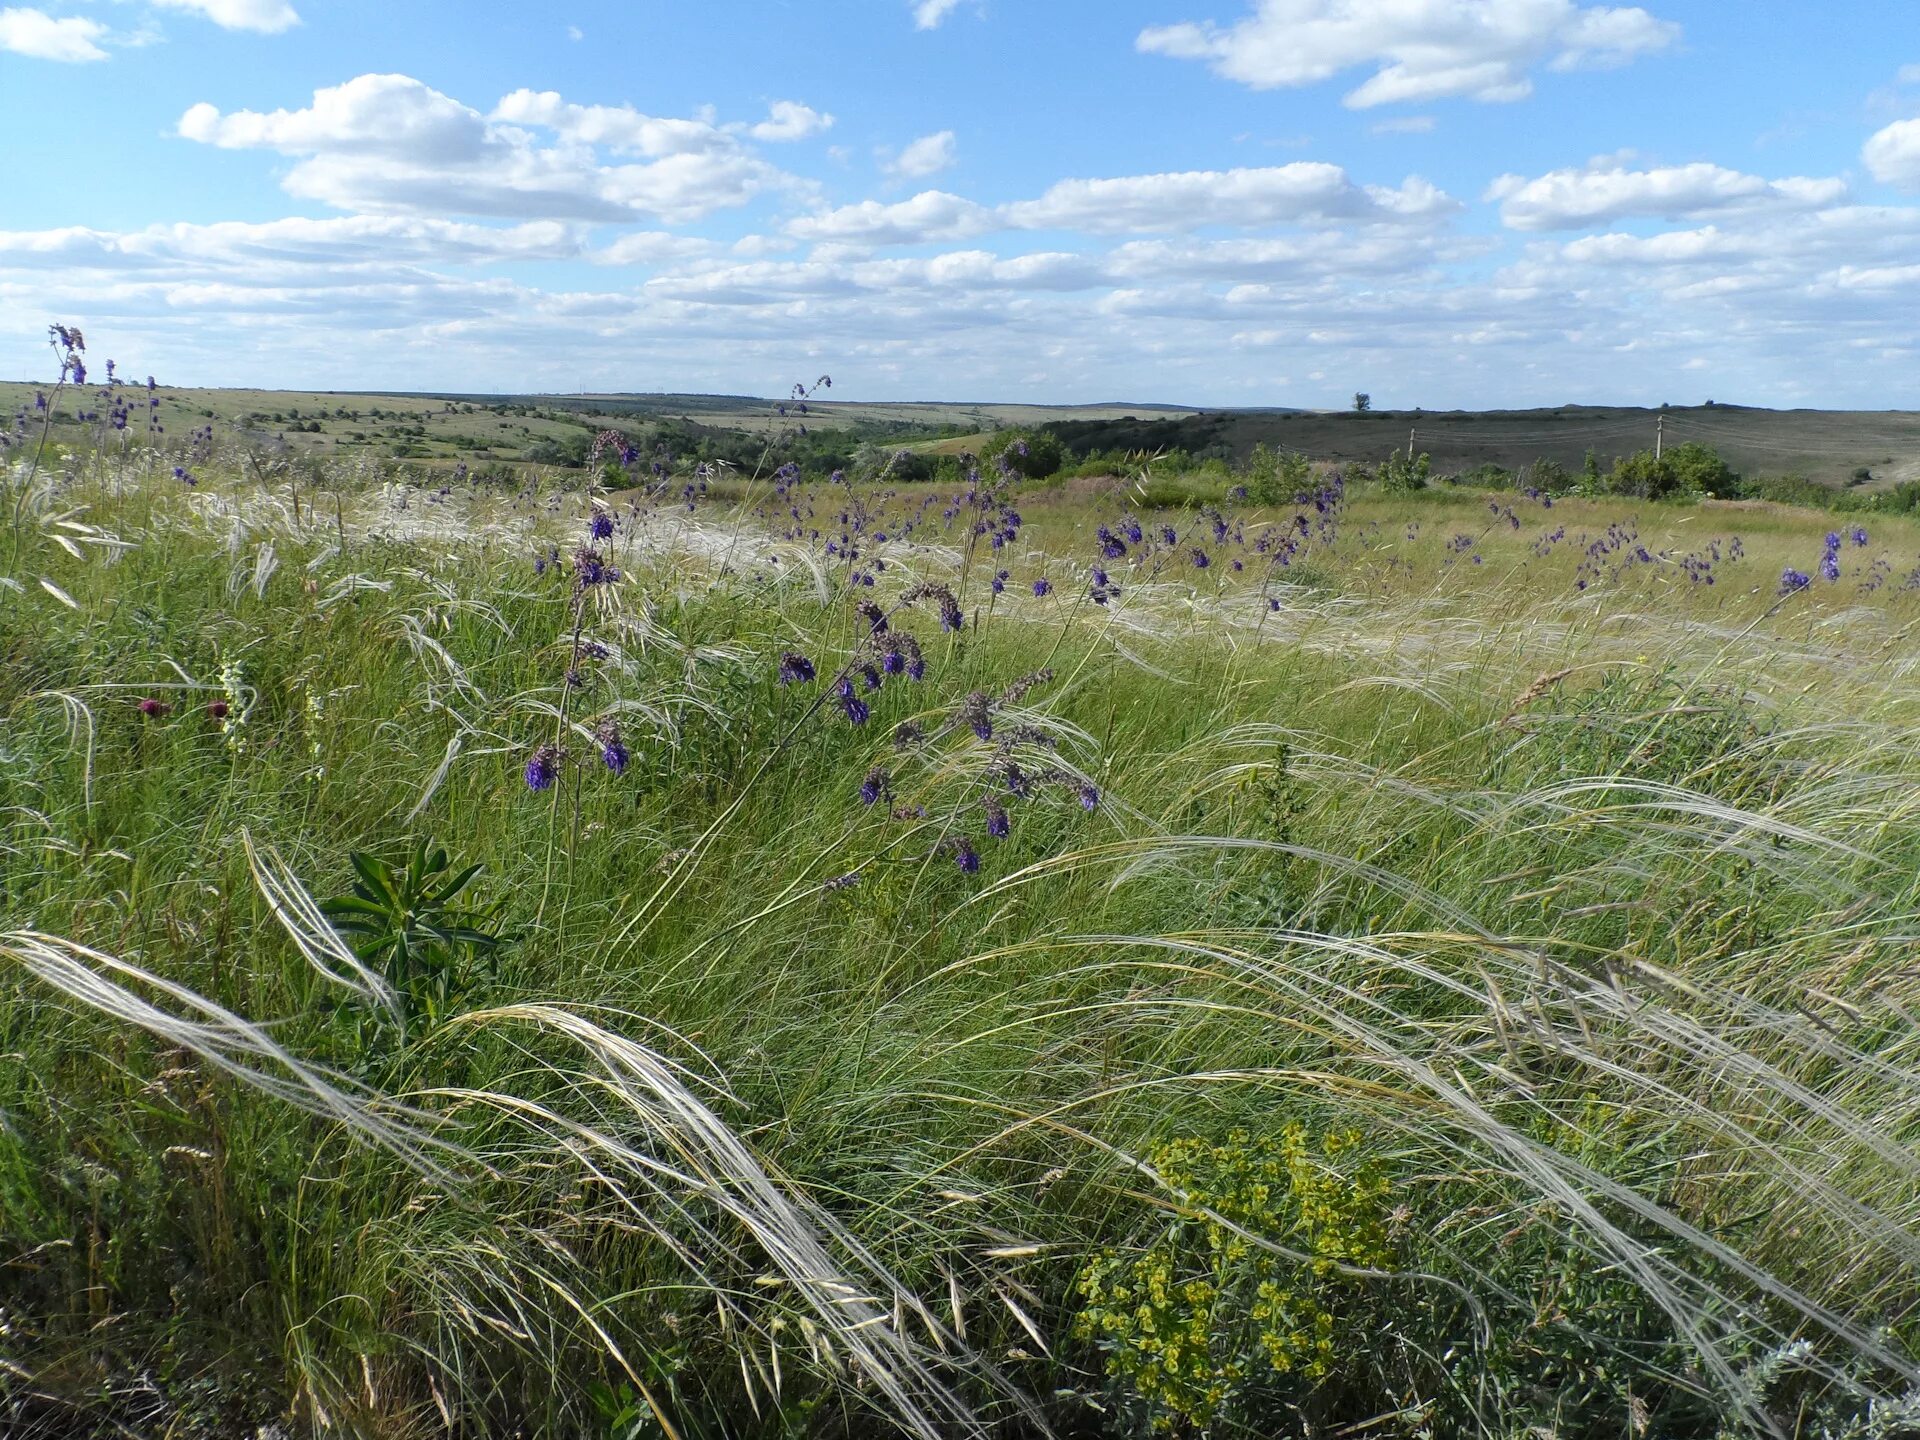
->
[[525, 743, 564, 792]]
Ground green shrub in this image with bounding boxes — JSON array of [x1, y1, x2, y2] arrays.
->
[[981, 428, 1065, 479], [1241, 443, 1311, 505], [1375, 450, 1431, 493]]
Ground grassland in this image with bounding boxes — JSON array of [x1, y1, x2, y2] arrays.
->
[[5, 406, 1920, 1438]]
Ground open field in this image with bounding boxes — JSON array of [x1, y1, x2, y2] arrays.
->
[[6, 407, 1920, 1438], [1040, 406, 1920, 490], [0, 381, 1193, 469], [10, 379, 1916, 492]]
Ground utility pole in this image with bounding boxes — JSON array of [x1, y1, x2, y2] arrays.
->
[[1656, 413, 1664, 461]]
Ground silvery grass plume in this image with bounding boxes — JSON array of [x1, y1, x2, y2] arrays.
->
[[0, 918, 1040, 1438]]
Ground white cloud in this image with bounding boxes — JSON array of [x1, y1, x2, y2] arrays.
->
[[567, 25, 584, 41], [912, 0, 966, 30], [1002, 164, 1456, 232], [788, 190, 995, 245], [787, 164, 1454, 247], [1864, 118, 1920, 190], [749, 100, 834, 142], [178, 75, 804, 223], [0, 7, 108, 61], [149, 0, 300, 32], [0, 216, 579, 272], [591, 231, 718, 266], [885, 130, 958, 178], [1489, 158, 1848, 229], [1370, 115, 1436, 134], [1896, 63, 1920, 85], [1138, 0, 1678, 107]]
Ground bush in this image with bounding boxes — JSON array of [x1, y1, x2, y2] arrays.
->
[[1376, 450, 1431, 493], [1242, 443, 1312, 505], [980, 428, 1064, 480]]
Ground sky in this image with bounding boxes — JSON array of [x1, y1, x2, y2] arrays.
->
[[1, 0, 1918, 408]]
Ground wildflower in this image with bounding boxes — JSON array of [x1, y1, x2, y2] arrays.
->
[[1821, 551, 1841, 582], [1032, 578, 1052, 597], [857, 599, 888, 634], [597, 719, 629, 775], [958, 690, 994, 742], [860, 766, 890, 806], [1851, 525, 1870, 547], [573, 546, 619, 588], [984, 796, 1010, 839], [1078, 784, 1101, 812], [137, 697, 170, 717], [835, 677, 871, 726], [778, 652, 817, 685], [1191, 549, 1211, 569], [525, 743, 564, 791], [862, 664, 884, 692], [1780, 567, 1812, 594], [955, 839, 981, 874], [588, 511, 616, 542], [207, 699, 230, 721], [820, 871, 862, 893]]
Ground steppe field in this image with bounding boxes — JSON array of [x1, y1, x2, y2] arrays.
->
[[7, 367, 1920, 1439]]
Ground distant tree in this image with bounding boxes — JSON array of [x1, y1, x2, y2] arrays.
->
[[1353, 392, 1372, 413]]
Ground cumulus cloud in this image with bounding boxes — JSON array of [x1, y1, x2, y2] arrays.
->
[[1138, 0, 1678, 106], [0, 7, 108, 61], [149, 0, 301, 32], [884, 131, 958, 178], [787, 191, 995, 245], [1002, 164, 1456, 232], [749, 100, 834, 142], [1489, 158, 1848, 229], [178, 74, 807, 223], [912, 0, 966, 29], [789, 164, 1454, 246], [1864, 118, 1920, 190]]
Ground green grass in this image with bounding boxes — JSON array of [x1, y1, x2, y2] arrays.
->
[[4, 440, 1920, 1438]]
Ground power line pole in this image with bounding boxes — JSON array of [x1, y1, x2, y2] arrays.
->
[[1656, 413, 1664, 461]]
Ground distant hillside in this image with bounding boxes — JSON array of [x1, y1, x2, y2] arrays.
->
[[1042, 406, 1920, 489]]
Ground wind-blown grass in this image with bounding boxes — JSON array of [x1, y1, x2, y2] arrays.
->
[[3, 441, 1920, 1438]]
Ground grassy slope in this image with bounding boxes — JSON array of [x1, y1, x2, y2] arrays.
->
[[3, 453, 1920, 1437]]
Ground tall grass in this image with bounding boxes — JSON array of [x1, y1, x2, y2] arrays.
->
[[4, 436, 1920, 1438]]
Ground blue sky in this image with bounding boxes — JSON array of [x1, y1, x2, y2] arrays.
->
[[2, 0, 1918, 406]]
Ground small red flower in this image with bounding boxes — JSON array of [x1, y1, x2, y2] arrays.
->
[[207, 699, 231, 720], [137, 698, 170, 717]]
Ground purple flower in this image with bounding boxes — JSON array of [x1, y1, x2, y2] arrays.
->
[[1821, 551, 1841, 582], [1780, 567, 1812, 594], [778, 652, 816, 685], [1191, 549, 1211, 569], [984, 796, 1010, 839], [573, 546, 618, 588], [525, 743, 564, 792], [1851, 526, 1870, 547], [137, 698, 170, 717], [860, 766, 889, 806], [1077, 784, 1101, 812], [588, 511, 616, 542], [597, 719, 629, 775], [836, 677, 871, 726], [955, 839, 981, 874], [1032, 578, 1051, 597]]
